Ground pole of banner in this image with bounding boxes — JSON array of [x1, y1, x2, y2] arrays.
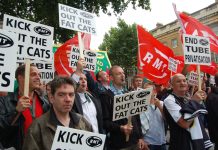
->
[[11, 59, 31, 125], [78, 32, 84, 59], [126, 116, 132, 141], [197, 65, 201, 91], [170, 70, 172, 78]]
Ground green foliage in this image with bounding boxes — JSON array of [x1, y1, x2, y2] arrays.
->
[[99, 19, 138, 70], [0, 0, 150, 43]]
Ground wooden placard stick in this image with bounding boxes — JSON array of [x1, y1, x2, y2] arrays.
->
[[78, 32, 84, 59], [11, 59, 31, 125], [197, 65, 201, 91], [126, 116, 132, 142]]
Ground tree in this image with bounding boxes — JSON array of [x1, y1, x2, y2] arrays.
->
[[99, 19, 138, 72], [0, 0, 150, 43]]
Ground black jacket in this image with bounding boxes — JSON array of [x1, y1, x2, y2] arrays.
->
[[0, 89, 49, 150], [206, 86, 218, 145], [99, 89, 143, 149], [73, 92, 104, 134]]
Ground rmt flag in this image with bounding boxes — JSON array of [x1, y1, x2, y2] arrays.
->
[[137, 25, 174, 84], [179, 12, 218, 53]]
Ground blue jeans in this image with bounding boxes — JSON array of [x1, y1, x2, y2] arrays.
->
[[148, 144, 166, 150]]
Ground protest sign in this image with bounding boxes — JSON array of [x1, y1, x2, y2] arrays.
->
[[51, 126, 106, 150], [58, 3, 96, 35], [183, 34, 211, 65], [17, 59, 54, 84], [209, 75, 215, 85], [70, 46, 97, 72], [0, 29, 18, 92], [113, 88, 152, 121], [168, 57, 178, 73], [3, 14, 54, 61], [188, 72, 204, 86]]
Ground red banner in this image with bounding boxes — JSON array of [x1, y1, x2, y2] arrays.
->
[[179, 12, 218, 53], [137, 25, 174, 84], [54, 33, 91, 76]]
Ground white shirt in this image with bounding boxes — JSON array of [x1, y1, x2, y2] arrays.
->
[[78, 92, 99, 133], [164, 94, 182, 122]]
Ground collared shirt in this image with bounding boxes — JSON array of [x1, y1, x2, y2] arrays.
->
[[110, 84, 126, 95], [78, 92, 99, 133], [140, 102, 166, 145]]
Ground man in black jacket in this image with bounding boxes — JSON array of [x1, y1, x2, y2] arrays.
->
[[72, 73, 104, 134], [206, 73, 218, 150], [100, 65, 146, 150], [0, 64, 49, 150]]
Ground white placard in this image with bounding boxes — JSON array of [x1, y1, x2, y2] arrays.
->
[[113, 88, 152, 121], [17, 59, 54, 84], [188, 72, 204, 86], [183, 34, 211, 65], [209, 75, 215, 85], [51, 126, 106, 150], [168, 57, 178, 73], [0, 29, 18, 92], [3, 14, 54, 61], [70, 46, 97, 72], [58, 3, 96, 35]]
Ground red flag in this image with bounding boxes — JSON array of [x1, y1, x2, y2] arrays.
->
[[137, 25, 174, 84], [188, 62, 217, 76], [54, 33, 91, 76], [178, 12, 218, 53]]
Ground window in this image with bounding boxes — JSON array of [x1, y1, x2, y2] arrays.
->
[[171, 39, 178, 48]]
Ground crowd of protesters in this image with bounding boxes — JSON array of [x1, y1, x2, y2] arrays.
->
[[0, 58, 218, 150]]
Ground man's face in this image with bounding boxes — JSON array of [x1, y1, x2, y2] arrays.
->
[[29, 66, 41, 91], [172, 74, 188, 93], [111, 67, 125, 87], [99, 71, 109, 83], [51, 84, 75, 114], [133, 77, 143, 89], [77, 74, 87, 93]]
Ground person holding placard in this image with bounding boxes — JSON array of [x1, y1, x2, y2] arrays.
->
[[100, 65, 147, 150], [163, 73, 212, 150], [22, 76, 92, 150], [0, 64, 49, 150]]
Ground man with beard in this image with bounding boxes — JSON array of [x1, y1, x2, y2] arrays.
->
[[0, 64, 49, 150]]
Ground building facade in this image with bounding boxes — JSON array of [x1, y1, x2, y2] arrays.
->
[[150, 2, 218, 62]]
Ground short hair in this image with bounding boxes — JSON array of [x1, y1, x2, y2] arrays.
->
[[143, 82, 155, 89], [15, 64, 37, 80], [132, 75, 143, 82], [109, 65, 121, 76], [96, 71, 103, 82], [50, 76, 76, 95]]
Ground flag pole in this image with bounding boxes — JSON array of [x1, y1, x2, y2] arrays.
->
[[172, 3, 186, 33]]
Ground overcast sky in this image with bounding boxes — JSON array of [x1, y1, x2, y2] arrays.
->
[[90, 0, 215, 50]]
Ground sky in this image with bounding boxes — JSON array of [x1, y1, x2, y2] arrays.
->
[[90, 0, 215, 50]]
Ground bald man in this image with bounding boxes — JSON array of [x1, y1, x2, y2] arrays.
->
[[163, 73, 207, 150]]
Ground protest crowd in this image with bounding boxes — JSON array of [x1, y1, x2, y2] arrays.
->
[[1, 2, 218, 150]]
